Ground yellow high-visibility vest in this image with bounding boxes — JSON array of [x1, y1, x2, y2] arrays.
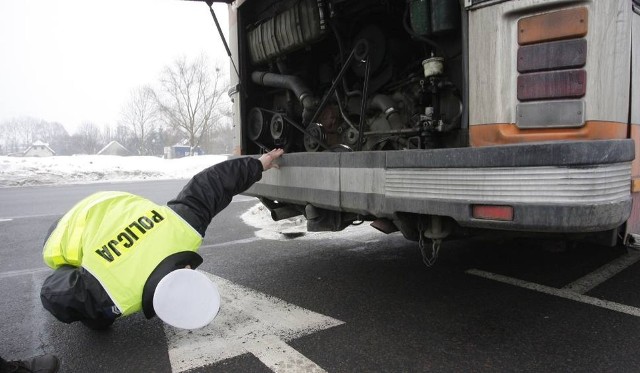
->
[[43, 191, 203, 316]]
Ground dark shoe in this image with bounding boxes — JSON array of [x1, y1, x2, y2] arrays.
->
[[4, 354, 59, 373]]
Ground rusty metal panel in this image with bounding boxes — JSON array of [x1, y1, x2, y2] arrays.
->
[[518, 7, 588, 45], [517, 70, 586, 101], [518, 39, 587, 73]]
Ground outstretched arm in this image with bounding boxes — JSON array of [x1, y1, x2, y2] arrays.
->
[[168, 149, 284, 235], [259, 148, 284, 171]]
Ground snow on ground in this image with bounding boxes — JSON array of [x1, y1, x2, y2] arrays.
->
[[0, 154, 228, 187], [241, 203, 382, 241], [0, 154, 381, 240]]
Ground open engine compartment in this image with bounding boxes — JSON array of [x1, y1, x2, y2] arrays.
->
[[238, 0, 467, 154], [230, 0, 636, 250]]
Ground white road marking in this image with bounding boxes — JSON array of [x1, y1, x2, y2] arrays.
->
[[199, 237, 262, 250], [0, 267, 50, 279], [563, 250, 640, 294], [0, 213, 61, 220], [246, 335, 327, 373], [165, 272, 344, 373], [467, 269, 640, 317], [0, 218, 11, 222]]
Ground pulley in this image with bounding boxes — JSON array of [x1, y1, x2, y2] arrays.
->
[[247, 107, 272, 144], [342, 127, 360, 146], [270, 114, 290, 147], [304, 123, 327, 152]]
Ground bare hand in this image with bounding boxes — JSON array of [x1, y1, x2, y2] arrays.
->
[[259, 148, 284, 171]]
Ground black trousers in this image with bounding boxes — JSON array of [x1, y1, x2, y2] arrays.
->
[[40, 265, 119, 329]]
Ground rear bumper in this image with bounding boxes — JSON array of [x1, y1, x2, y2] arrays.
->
[[245, 140, 634, 233]]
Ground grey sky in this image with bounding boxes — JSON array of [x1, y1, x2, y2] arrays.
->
[[0, 0, 229, 134]]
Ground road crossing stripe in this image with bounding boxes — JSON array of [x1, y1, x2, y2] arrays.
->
[[245, 335, 327, 373], [165, 272, 343, 372], [199, 237, 262, 250], [562, 250, 640, 294], [0, 267, 50, 279], [467, 269, 640, 318]]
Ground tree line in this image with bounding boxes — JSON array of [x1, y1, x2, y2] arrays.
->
[[0, 55, 234, 156]]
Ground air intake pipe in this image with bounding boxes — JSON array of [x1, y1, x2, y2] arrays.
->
[[251, 71, 317, 124]]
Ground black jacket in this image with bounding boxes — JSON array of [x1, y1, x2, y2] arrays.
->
[[40, 157, 264, 324], [167, 156, 263, 236]]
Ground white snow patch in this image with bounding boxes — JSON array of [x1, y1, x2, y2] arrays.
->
[[0, 154, 228, 187], [240, 202, 383, 241]]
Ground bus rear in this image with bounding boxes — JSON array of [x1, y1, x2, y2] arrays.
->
[[220, 0, 638, 249]]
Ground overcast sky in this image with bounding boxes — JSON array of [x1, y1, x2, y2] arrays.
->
[[0, 0, 230, 134]]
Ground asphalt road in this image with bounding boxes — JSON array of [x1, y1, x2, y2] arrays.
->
[[2, 180, 640, 372]]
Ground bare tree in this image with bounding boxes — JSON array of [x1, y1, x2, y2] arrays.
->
[[100, 124, 114, 145], [74, 121, 101, 154], [154, 55, 230, 155], [120, 85, 159, 155], [0, 117, 70, 155], [112, 124, 133, 148], [1, 117, 38, 151], [0, 118, 26, 154]]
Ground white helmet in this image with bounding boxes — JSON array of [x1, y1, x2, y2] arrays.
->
[[153, 269, 220, 329]]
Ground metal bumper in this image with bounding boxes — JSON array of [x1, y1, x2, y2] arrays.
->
[[245, 140, 634, 233]]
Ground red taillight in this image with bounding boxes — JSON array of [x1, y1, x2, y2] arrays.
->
[[472, 205, 514, 221]]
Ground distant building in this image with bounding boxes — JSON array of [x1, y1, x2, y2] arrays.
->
[[164, 145, 203, 159], [97, 141, 131, 156], [23, 141, 55, 157]]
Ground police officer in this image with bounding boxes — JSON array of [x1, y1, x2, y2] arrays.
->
[[40, 149, 284, 330]]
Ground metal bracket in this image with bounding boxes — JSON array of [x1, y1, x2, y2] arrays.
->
[[418, 225, 441, 267]]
